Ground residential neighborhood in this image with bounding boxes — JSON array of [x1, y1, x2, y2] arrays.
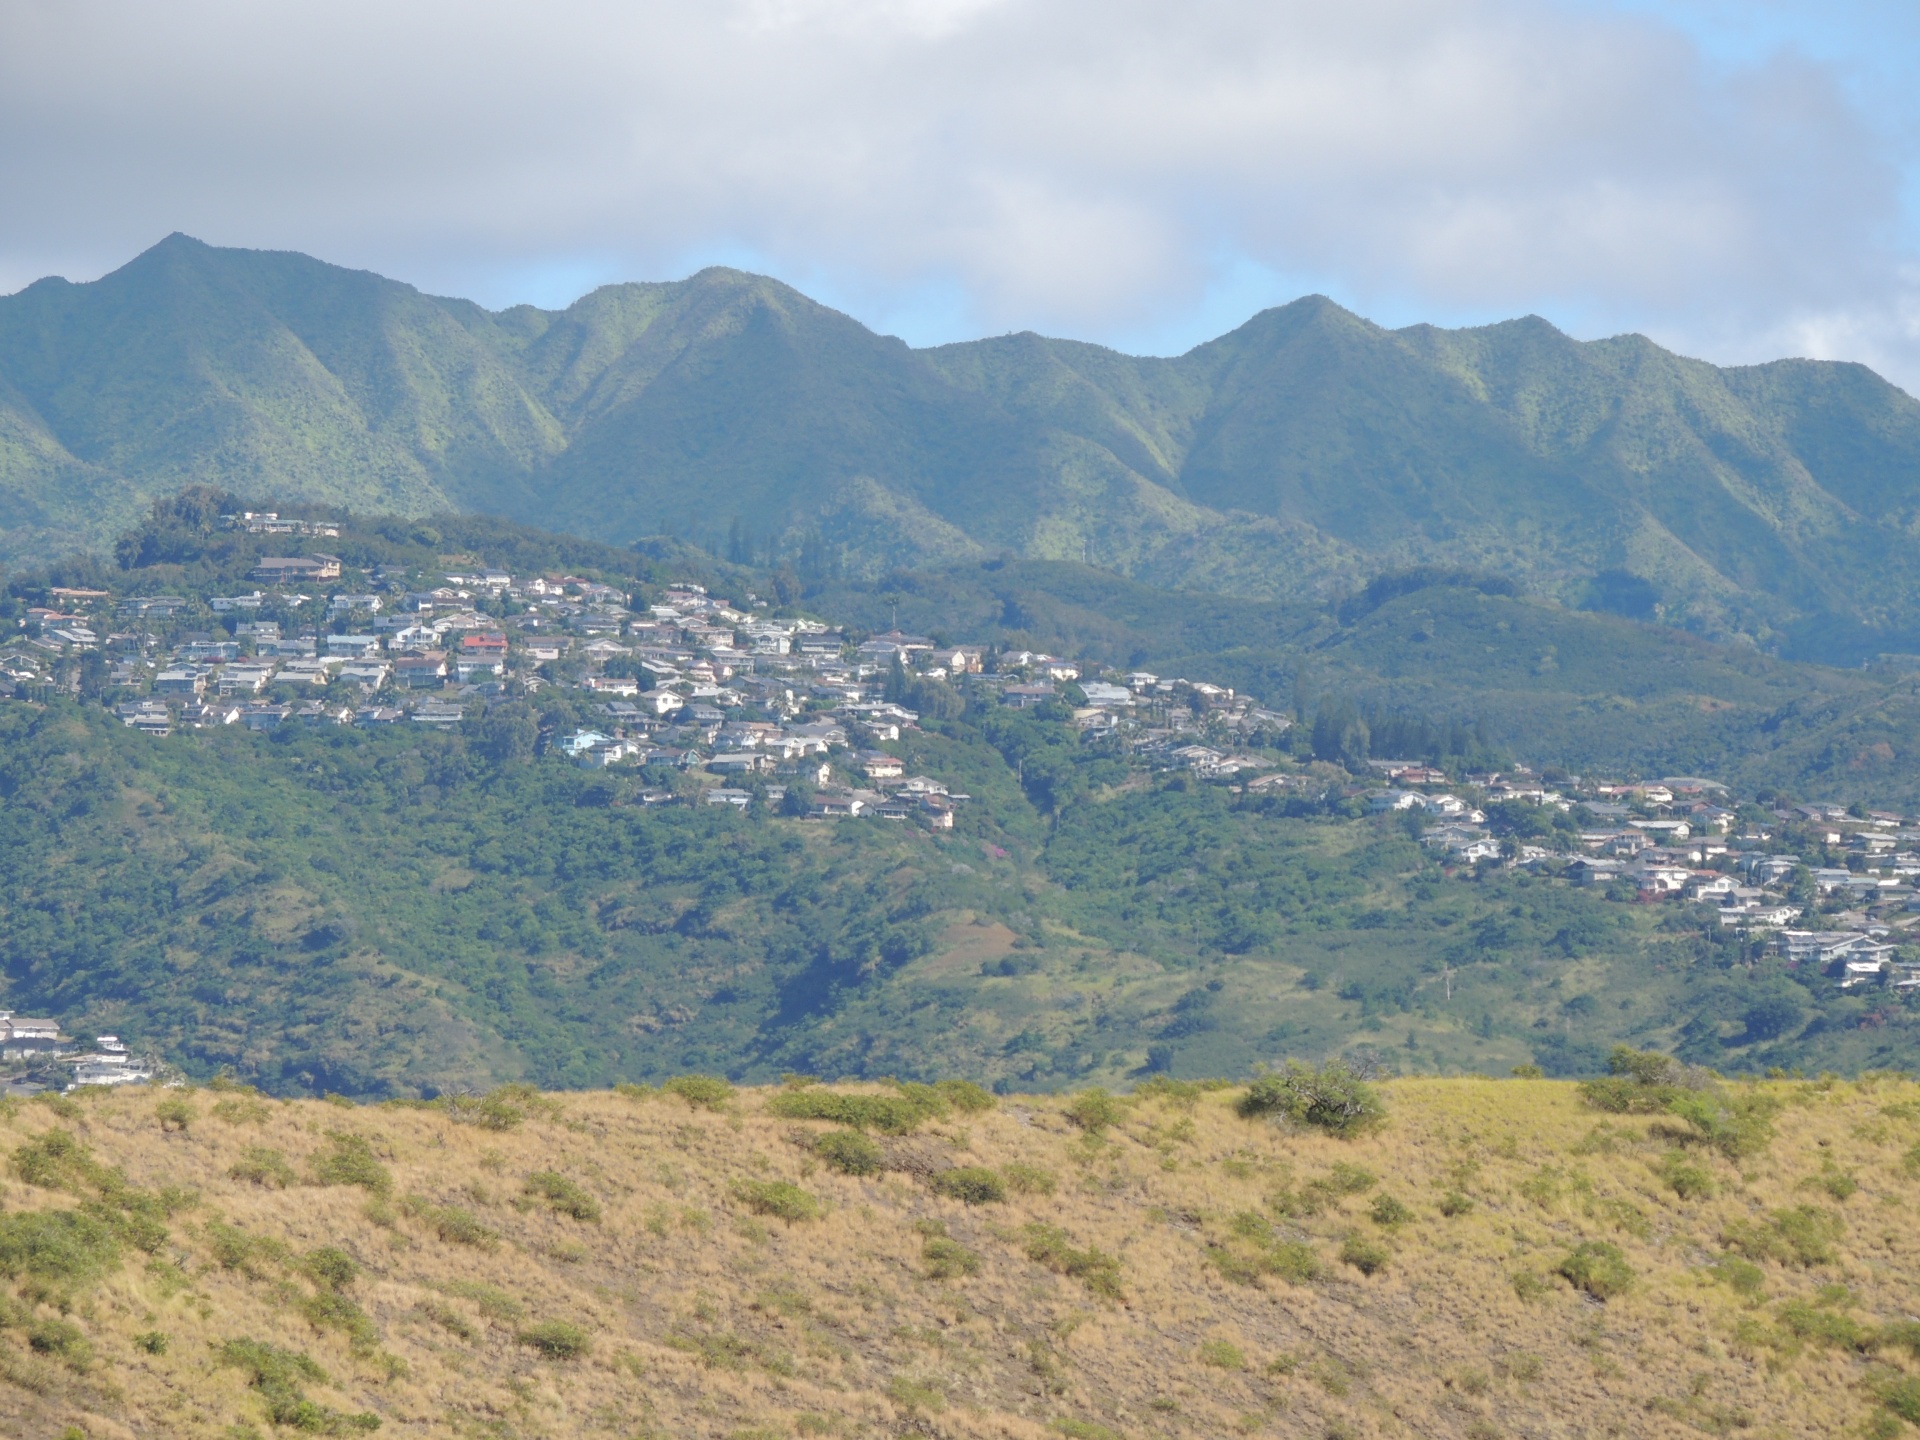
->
[[8, 533, 1920, 994]]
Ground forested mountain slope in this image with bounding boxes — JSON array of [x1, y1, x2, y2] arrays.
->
[[6, 237, 1920, 655]]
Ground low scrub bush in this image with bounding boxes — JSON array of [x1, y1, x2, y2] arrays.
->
[[229, 1146, 296, 1189], [1369, 1194, 1413, 1227], [439, 1083, 560, 1131], [1064, 1089, 1127, 1133], [1340, 1235, 1390, 1275], [154, 1095, 194, 1132], [1237, 1062, 1384, 1137], [663, 1075, 734, 1111], [217, 1338, 379, 1432], [766, 1089, 930, 1133], [303, 1246, 360, 1292], [1579, 1046, 1704, 1113], [1776, 1298, 1873, 1352], [930, 1167, 1006, 1205], [1002, 1163, 1057, 1196], [1707, 1255, 1765, 1300], [300, 1290, 377, 1352], [922, 1235, 982, 1280], [1022, 1223, 1123, 1299], [203, 1219, 290, 1278], [1722, 1206, 1844, 1267], [309, 1133, 392, 1195], [933, 1079, 997, 1113], [1438, 1191, 1476, 1217], [734, 1180, 823, 1222], [0, 1209, 123, 1293], [811, 1129, 885, 1176], [1199, 1338, 1246, 1370], [1653, 1150, 1715, 1200], [402, 1197, 499, 1249], [524, 1172, 601, 1222], [26, 1317, 92, 1370], [517, 1319, 591, 1359], [1665, 1091, 1779, 1160], [1557, 1241, 1633, 1300]]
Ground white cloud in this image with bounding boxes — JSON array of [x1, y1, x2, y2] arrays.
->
[[0, 0, 1915, 386]]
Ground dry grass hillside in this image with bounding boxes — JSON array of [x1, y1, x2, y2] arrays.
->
[[3, 1067, 1920, 1440]]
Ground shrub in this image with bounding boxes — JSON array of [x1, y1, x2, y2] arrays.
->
[[401, 1197, 499, 1250], [1722, 1206, 1844, 1267], [309, 1133, 392, 1195], [1340, 1235, 1390, 1276], [734, 1180, 822, 1222], [1064, 1089, 1127, 1133], [438, 1083, 559, 1131], [1666, 1091, 1779, 1160], [766, 1089, 930, 1133], [1777, 1299, 1873, 1352], [663, 1075, 734, 1111], [1707, 1255, 1765, 1299], [154, 1096, 194, 1132], [217, 1338, 379, 1432], [1199, 1338, 1247, 1370], [13, 1128, 102, 1191], [303, 1247, 360, 1292], [812, 1129, 885, 1176], [1237, 1062, 1384, 1137], [203, 1219, 290, 1278], [27, 1317, 92, 1369], [1579, 1046, 1703, 1113], [517, 1320, 591, 1359], [1438, 1191, 1476, 1217], [934, 1079, 996, 1113], [524, 1172, 602, 1222], [1022, 1223, 1124, 1300], [1369, 1194, 1413, 1227], [1002, 1163, 1057, 1196], [1558, 1241, 1633, 1300], [930, 1167, 1006, 1205], [922, 1236, 982, 1280], [1884, 1377, 1920, 1427], [229, 1146, 296, 1189], [1654, 1150, 1715, 1200], [300, 1290, 378, 1352], [1511, 1270, 1548, 1302], [135, 1329, 168, 1354], [0, 1209, 122, 1291]]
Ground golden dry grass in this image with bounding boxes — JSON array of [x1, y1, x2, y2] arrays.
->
[[2, 1072, 1919, 1439]]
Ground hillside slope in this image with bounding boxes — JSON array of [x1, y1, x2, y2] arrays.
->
[[2, 1075, 1916, 1439], [7, 237, 1920, 653]]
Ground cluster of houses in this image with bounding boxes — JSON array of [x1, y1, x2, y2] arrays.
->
[[0, 1013, 155, 1095], [1354, 764, 1920, 990], [4, 548, 1291, 831], [9, 540, 1920, 992]]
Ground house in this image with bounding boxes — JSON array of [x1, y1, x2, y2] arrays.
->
[[637, 688, 684, 715], [394, 652, 449, 689], [811, 793, 866, 819], [1569, 858, 1626, 887], [327, 594, 383, 615], [242, 704, 293, 731], [1629, 819, 1692, 841], [412, 704, 466, 729], [705, 788, 753, 808], [860, 752, 905, 781], [355, 706, 405, 725], [249, 555, 342, 584], [337, 663, 390, 690], [1000, 683, 1057, 709], [455, 659, 503, 683], [459, 631, 508, 657], [559, 730, 616, 758], [217, 665, 276, 696], [709, 752, 774, 775], [153, 668, 205, 697], [325, 634, 383, 659], [1079, 681, 1134, 708]]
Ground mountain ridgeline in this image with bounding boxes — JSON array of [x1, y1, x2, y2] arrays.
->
[[4, 236, 1920, 657]]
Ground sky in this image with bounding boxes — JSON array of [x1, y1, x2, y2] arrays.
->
[[2, 0, 1918, 388]]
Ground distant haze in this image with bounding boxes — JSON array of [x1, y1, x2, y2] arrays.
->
[[1, 1, 1917, 388]]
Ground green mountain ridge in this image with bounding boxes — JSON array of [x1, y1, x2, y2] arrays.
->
[[6, 235, 1920, 656]]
